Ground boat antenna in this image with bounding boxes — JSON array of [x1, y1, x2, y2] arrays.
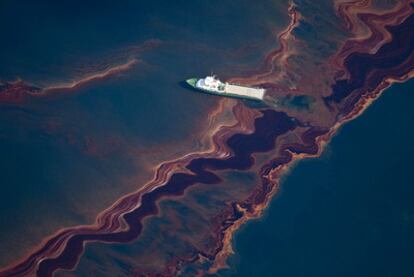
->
[[211, 70, 216, 78]]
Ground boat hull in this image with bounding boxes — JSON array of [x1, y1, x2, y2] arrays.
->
[[185, 78, 263, 101]]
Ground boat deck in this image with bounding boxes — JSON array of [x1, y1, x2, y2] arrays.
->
[[225, 83, 265, 100]]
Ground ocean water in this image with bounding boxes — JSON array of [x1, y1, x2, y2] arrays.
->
[[0, 0, 291, 268], [225, 79, 414, 277], [0, 0, 289, 83], [4, 1, 412, 275]]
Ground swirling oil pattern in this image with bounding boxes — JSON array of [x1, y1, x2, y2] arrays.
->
[[0, 0, 414, 276]]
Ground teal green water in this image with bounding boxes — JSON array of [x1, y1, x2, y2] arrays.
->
[[0, 0, 292, 268], [225, 80, 414, 277]]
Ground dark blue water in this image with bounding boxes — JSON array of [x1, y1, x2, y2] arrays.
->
[[0, 0, 288, 83], [225, 79, 414, 277]]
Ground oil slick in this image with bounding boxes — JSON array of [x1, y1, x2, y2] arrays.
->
[[1, 1, 414, 276]]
